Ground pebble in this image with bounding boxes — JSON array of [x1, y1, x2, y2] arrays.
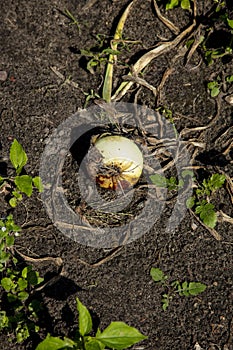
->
[[0, 71, 7, 81], [225, 94, 233, 105]]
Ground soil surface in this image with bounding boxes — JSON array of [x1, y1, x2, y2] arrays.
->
[[0, 1, 233, 350]]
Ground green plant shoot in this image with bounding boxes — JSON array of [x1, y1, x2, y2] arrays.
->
[[102, 0, 135, 102], [36, 298, 147, 350], [150, 267, 207, 310]]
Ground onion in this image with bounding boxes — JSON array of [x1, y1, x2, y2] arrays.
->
[[93, 135, 143, 190]]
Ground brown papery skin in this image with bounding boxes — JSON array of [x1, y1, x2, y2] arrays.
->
[[96, 174, 135, 191]]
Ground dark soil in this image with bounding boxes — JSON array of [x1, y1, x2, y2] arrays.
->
[[0, 1, 233, 349]]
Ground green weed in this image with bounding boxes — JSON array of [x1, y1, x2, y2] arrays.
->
[[207, 80, 221, 97], [36, 298, 147, 350], [83, 89, 101, 107], [81, 46, 121, 75], [187, 173, 226, 228], [150, 170, 193, 191], [0, 139, 43, 207], [159, 0, 193, 11], [203, 46, 233, 65], [150, 171, 225, 228], [0, 140, 44, 343], [0, 214, 20, 272], [150, 267, 206, 311], [208, 74, 233, 97], [0, 216, 44, 343], [63, 9, 82, 33]]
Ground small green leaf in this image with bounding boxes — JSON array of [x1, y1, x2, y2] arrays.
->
[[181, 170, 194, 178], [33, 176, 43, 192], [195, 202, 217, 228], [5, 215, 21, 232], [35, 335, 75, 350], [18, 291, 29, 301], [9, 197, 18, 207], [77, 298, 93, 336], [186, 196, 195, 209], [226, 75, 233, 83], [210, 86, 220, 97], [5, 235, 14, 247], [178, 179, 184, 188], [167, 177, 178, 190], [22, 266, 43, 286], [28, 270, 44, 286], [96, 322, 147, 349], [227, 18, 233, 29], [207, 81, 216, 89], [0, 311, 9, 329], [12, 190, 23, 200], [181, 0, 191, 10], [22, 266, 30, 279], [208, 174, 226, 191], [16, 323, 30, 343], [180, 281, 190, 296], [15, 175, 33, 196], [85, 337, 104, 350], [0, 251, 10, 264], [1, 277, 14, 292], [17, 277, 28, 291], [161, 294, 170, 311], [150, 267, 165, 282], [188, 282, 207, 296], [102, 48, 121, 55], [7, 293, 18, 302], [10, 139, 28, 175], [150, 174, 167, 187], [166, 0, 179, 10]]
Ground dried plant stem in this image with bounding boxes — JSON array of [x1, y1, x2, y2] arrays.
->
[[112, 19, 196, 101], [152, 0, 180, 35]]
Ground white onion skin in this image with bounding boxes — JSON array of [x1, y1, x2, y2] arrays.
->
[[94, 135, 143, 190]]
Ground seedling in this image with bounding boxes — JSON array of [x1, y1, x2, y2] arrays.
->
[[203, 46, 233, 65], [83, 89, 101, 107], [0, 214, 20, 272], [207, 80, 220, 97], [214, 0, 226, 13], [159, 0, 193, 11], [187, 173, 226, 228], [150, 267, 207, 311], [0, 139, 43, 207], [36, 298, 147, 350], [150, 170, 193, 191], [227, 17, 233, 29], [63, 9, 81, 33], [194, 1, 233, 65], [226, 75, 233, 83], [150, 172, 225, 228], [208, 75, 233, 97], [0, 265, 44, 343], [0, 140, 45, 343], [81, 46, 121, 75], [0, 216, 44, 343]]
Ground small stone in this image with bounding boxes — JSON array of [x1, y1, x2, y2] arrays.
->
[[225, 94, 233, 105], [0, 71, 7, 81]]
